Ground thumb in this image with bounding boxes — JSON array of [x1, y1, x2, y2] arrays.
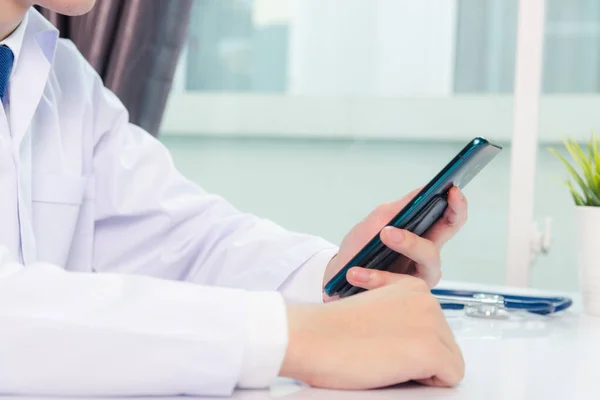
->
[[346, 267, 426, 291]]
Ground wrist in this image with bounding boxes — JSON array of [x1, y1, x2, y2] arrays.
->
[[279, 304, 324, 385]]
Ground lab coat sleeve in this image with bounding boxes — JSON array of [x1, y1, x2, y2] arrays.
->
[[89, 59, 338, 298], [0, 245, 287, 396], [278, 247, 339, 303]]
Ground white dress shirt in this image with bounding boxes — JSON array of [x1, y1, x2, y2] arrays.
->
[[0, 8, 338, 396]]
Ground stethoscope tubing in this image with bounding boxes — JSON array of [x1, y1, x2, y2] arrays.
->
[[432, 288, 573, 315]]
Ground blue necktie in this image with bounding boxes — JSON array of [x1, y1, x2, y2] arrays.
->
[[0, 45, 15, 103]]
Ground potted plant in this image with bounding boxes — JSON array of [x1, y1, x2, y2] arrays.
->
[[549, 133, 600, 316]]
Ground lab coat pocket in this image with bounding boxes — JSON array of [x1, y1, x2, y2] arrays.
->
[[31, 174, 89, 267]]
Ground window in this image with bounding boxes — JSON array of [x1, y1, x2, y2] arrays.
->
[[165, 0, 514, 141], [162, 0, 598, 290]]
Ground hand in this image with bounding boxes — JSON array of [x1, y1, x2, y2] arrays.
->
[[280, 275, 465, 389], [323, 186, 468, 297]]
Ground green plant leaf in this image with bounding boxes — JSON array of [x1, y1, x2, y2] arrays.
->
[[549, 147, 591, 204], [592, 132, 600, 184], [555, 177, 585, 206], [549, 133, 600, 207], [566, 138, 600, 205], [589, 133, 600, 194], [566, 138, 588, 167], [588, 133, 596, 169], [564, 180, 586, 206], [565, 138, 592, 182]]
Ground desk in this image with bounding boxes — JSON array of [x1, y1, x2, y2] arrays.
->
[[259, 283, 600, 400], [2, 283, 599, 399]]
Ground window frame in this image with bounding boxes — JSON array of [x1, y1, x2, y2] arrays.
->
[[162, 93, 600, 143]]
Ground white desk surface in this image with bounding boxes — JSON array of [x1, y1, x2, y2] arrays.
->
[[2, 282, 599, 399]]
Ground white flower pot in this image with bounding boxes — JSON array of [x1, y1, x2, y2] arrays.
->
[[576, 206, 600, 316]]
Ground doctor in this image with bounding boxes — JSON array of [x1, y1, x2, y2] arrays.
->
[[0, 0, 468, 397]]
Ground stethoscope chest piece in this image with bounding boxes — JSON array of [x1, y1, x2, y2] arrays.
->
[[464, 293, 510, 319]]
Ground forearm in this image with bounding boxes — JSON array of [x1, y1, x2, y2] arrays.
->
[[0, 247, 286, 396], [93, 113, 337, 296]]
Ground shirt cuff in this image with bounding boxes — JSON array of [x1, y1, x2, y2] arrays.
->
[[279, 248, 339, 304], [237, 291, 288, 389]]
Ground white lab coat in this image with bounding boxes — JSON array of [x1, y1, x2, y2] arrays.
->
[[0, 9, 337, 397]]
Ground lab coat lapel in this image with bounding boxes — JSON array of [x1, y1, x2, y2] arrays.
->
[[8, 10, 59, 265], [9, 10, 58, 150]]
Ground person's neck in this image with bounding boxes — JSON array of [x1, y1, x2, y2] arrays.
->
[[0, 4, 29, 41]]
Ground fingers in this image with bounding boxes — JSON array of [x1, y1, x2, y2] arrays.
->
[[340, 186, 465, 294], [423, 186, 468, 248], [380, 226, 440, 268], [371, 187, 424, 224], [379, 226, 441, 287], [414, 298, 465, 388], [415, 341, 465, 388], [373, 186, 467, 250], [346, 267, 430, 291]]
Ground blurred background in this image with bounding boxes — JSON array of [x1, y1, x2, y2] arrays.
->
[[158, 0, 600, 291]]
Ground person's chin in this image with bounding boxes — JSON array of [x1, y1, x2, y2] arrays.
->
[[38, 0, 97, 16]]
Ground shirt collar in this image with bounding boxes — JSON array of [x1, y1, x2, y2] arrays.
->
[[0, 11, 29, 70]]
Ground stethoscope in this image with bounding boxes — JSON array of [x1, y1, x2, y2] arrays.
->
[[431, 288, 573, 319]]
